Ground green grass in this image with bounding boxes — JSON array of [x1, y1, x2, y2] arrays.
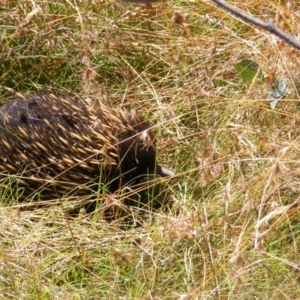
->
[[1, 0, 300, 298]]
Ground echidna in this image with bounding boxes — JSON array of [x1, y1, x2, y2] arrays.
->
[[0, 92, 173, 211]]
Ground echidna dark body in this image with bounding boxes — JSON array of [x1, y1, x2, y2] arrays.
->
[[0, 92, 172, 210]]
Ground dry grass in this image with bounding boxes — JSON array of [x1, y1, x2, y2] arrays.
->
[[1, 0, 300, 299]]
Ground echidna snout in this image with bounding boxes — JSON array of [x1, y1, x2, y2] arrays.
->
[[158, 166, 174, 177]]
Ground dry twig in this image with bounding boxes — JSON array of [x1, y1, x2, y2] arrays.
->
[[212, 0, 300, 50]]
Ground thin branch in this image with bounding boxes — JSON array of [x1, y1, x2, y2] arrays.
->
[[212, 0, 300, 50]]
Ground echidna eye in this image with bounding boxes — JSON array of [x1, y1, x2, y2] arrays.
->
[[20, 113, 28, 124]]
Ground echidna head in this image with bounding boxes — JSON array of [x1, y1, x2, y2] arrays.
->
[[129, 128, 174, 179]]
